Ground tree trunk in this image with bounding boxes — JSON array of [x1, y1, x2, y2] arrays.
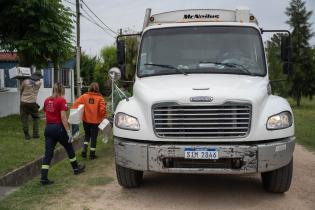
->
[[53, 60, 59, 83]]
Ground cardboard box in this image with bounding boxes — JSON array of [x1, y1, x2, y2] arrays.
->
[[9, 67, 31, 79]]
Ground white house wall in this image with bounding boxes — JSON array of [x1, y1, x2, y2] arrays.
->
[[0, 89, 20, 118], [37, 85, 72, 109]]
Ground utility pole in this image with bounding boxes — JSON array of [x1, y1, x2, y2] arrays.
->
[[76, 0, 81, 96]]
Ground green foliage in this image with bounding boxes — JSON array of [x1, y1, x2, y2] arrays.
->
[[285, 0, 315, 106], [101, 46, 117, 68], [0, 0, 74, 70], [265, 34, 289, 96], [93, 46, 117, 95], [80, 53, 98, 89], [289, 97, 315, 150], [79, 37, 138, 96]]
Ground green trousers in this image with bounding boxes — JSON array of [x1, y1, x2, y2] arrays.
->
[[20, 102, 40, 137]]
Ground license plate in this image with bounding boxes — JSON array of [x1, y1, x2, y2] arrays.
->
[[184, 148, 218, 159]]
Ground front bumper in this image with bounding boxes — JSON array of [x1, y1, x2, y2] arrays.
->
[[114, 136, 295, 174]]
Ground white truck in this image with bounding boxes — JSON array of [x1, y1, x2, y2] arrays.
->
[[110, 8, 295, 193]]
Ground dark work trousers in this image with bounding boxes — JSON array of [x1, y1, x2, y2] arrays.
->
[[41, 123, 78, 180], [82, 122, 99, 157], [20, 102, 39, 137]]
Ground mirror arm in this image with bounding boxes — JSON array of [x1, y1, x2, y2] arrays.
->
[[114, 83, 129, 101], [116, 32, 142, 42], [260, 29, 291, 36]]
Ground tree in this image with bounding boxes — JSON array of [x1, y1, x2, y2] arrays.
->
[[93, 46, 117, 95], [265, 34, 288, 97], [80, 53, 98, 86], [285, 0, 315, 106], [0, 0, 74, 82]]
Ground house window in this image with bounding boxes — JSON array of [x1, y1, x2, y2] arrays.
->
[[4, 69, 17, 88], [43, 68, 52, 88], [60, 69, 70, 87]]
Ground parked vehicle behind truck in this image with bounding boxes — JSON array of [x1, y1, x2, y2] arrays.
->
[[109, 8, 295, 193]]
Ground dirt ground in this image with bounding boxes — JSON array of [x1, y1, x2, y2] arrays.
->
[[44, 144, 315, 210]]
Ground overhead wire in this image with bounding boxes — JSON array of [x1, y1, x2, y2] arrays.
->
[[62, 1, 115, 38], [64, 0, 76, 6], [80, 0, 118, 36], [80, 13, 116, 38]]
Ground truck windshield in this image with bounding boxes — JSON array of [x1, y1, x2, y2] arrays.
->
[[138, 26, 266, 77]]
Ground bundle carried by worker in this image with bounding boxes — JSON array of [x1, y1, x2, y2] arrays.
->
[[98, 118, 112, 143], [9, 67, 32, 79], [68, 104, 84, 138]]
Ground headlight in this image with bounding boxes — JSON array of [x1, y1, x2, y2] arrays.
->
[[267, 111, 292, 130], [115, 112, 140, 131]]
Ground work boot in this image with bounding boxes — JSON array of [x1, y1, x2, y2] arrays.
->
[[40, 179, 54, 186], [81, 151, 87, 158], [73, 163, 85, 175], [89, 151, 98, 160], [81, 142, 88, 158], [40, 167, 53, 185], [24, 131, 31, 140], [33, 117, 39, 139]]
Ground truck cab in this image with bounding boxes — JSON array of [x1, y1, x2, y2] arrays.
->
[[111, 8, 295, 193]]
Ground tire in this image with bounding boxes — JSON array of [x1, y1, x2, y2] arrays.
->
[[115, 164, 143, 188], [261, 158, 293, 193]]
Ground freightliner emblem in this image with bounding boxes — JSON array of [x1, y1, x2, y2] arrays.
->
[[190, 96, 214, 102]]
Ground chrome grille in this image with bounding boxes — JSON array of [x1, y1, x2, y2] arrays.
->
[[153, 103, 251, 138]]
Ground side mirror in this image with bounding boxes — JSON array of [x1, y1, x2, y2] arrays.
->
[[108, 67, 121, 81], [281, 35, 291, 62], [117, 39, 125, 65]]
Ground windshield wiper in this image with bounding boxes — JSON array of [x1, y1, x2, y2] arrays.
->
[[144, 63, 188, 76], [199, 61, 254, 76]]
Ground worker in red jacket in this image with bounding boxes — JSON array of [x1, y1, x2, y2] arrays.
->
[[41, 83, 85, 185], [72, 82, 106, 159]]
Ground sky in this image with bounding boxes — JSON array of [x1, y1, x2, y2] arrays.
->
[[63, 0, 315, 56]]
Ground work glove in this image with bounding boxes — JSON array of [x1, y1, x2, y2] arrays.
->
[[108, 115, 114, 126], [66, 129, 73, 143]]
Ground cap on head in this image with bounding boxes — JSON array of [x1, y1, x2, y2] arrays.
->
[[31, 71, 43, 81]]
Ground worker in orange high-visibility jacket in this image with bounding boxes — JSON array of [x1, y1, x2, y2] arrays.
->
[[72, 82, 106, 159]]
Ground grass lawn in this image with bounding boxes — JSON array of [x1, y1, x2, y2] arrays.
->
[[0, 115, 46, 176], [289, 97, 315, 151], [0, 111, 85, 176], [0, 137, 114, 210]]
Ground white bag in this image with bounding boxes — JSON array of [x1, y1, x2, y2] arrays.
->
[[68, 104, 84, 124], [98, 118, 112, 143]]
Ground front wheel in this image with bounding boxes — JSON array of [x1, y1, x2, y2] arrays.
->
[[261, 158, 293, 193], [116, 164, 143, 188]]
